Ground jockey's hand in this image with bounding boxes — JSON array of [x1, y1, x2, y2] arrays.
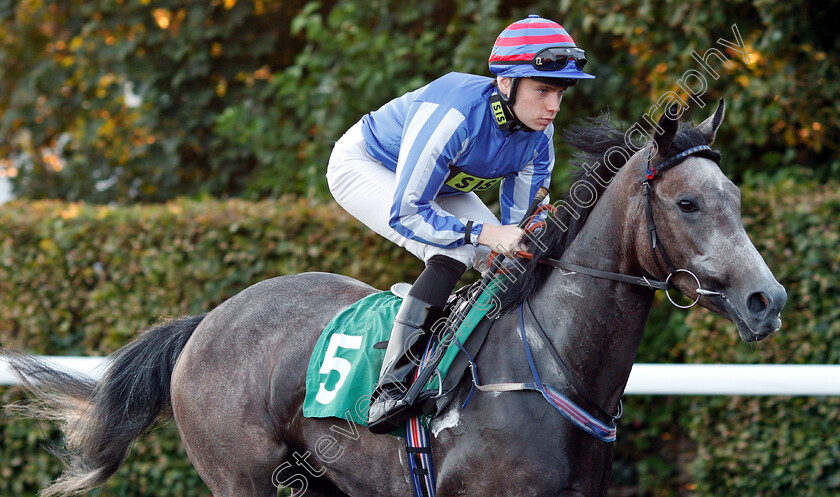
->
[[477, 224, 527, 255]]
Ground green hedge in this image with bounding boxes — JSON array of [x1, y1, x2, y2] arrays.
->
[[1, 183, 838, 496], [0, 197, 418, 355], [0, 197, 420, 496]]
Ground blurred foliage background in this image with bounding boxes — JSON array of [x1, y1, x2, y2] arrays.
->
[[1, 0, 838, 496], [1, 0, 837, 200]]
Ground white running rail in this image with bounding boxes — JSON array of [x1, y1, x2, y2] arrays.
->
[[1, 357, 839, 396]]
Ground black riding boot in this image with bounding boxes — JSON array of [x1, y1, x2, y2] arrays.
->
[[368, 255, 467, 434]]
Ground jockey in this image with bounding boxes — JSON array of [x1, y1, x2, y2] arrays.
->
[[326, 14, 594, 434]]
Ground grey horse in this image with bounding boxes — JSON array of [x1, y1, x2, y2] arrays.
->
[[6, 100, 786, 497]]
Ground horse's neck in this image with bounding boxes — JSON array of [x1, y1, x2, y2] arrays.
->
[[526, 175, 654, 411]]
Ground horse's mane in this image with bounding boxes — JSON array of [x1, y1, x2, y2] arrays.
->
[[493, 114, 720, 313]]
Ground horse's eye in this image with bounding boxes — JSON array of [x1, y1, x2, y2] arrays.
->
[[678, 200, 698, 213]]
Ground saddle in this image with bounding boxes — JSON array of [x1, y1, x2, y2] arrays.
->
[[387, 281, 496, 417], [302, 279, 497, 430]]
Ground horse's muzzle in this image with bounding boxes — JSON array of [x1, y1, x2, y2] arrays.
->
[[726, 281, 787, 342]]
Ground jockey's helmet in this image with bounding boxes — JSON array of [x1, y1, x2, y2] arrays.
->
[[489, 14, 594, 97]]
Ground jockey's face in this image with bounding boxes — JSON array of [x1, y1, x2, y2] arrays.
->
[[499, 77, 566, 131]]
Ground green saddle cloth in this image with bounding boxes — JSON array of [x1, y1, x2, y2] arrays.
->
[[303, 284, 497, 427]]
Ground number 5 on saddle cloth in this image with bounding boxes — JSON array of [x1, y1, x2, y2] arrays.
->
[[302, 280, 500, 431]]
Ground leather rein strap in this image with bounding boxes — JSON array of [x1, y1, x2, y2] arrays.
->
[[517, 253, 670, 291]]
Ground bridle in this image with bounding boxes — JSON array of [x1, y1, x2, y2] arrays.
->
[[459, 142, 731, 441], [518, 143, 727, 309], [441, 143, 731, 442]]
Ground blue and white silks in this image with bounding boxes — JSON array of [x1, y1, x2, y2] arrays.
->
[[361, 72, 554, 249]]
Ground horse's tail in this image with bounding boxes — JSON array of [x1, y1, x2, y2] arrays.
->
[[5, 314, 206, 497]]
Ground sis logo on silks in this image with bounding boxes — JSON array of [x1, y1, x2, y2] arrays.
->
[[444, 165, 504, 193], [491, 99, 507, 126]]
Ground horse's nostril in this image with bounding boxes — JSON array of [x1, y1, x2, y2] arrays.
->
[[747, 292, 769, 315]]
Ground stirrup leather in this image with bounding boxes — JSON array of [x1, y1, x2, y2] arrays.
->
[[368, 296, 439, 434]]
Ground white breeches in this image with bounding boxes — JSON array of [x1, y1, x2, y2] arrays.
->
[[327, 121, 500, 272]]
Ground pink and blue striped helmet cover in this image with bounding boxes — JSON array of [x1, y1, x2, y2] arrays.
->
[[489, 15, 594, 79]]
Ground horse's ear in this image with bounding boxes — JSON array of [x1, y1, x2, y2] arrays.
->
[[696, 98, 725, 145], [653, 103, 679, 159]]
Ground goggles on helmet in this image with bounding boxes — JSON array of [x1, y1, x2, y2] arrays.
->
[[495, 47, 587, 72]]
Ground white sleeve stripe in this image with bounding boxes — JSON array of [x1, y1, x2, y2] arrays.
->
[[545, 127, 556, 181], [402, 107, 465, 211], [396, 108, 466, 242], [413, 202, 464, 241], [511, 160, 535, 223], [395, 102, 439, 179]]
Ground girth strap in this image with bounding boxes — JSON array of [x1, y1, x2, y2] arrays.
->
[[405, 346, 436, 497], [473, 381, 538, 393]]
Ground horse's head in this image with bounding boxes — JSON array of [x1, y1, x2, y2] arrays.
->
[[634, 100, 786, 342]]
